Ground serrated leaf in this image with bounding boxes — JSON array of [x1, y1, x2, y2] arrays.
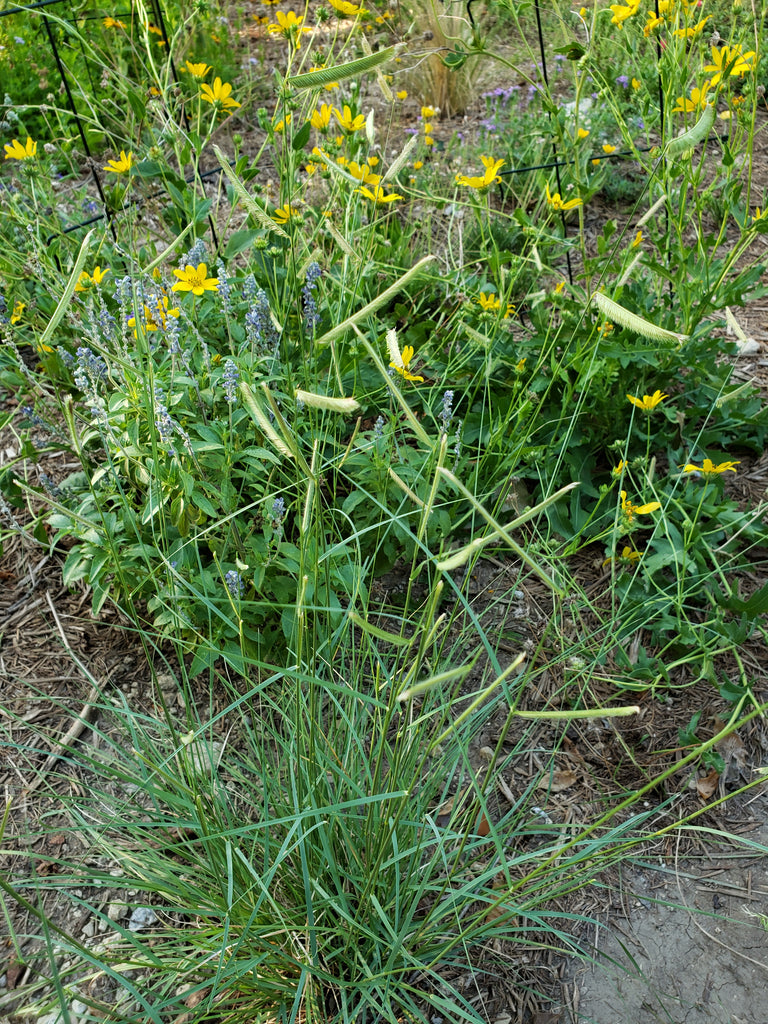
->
[[741, 581, 768, 617]]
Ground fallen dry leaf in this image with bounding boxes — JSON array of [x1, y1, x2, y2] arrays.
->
[[696, 769, 719, 800], [715, 724, 748, 781], [435, 788, 466, 826], [476, 813, 491, 836], [537, 769, 578, 793], [6, 960, 24, 989]]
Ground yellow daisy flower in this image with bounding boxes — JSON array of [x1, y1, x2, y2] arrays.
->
[[545, 182, 582, 211], [4, 137, 37, 161], [200, 77, 240, 110], [333, 104, 366, 132], [328, 0, 366, 14], [683, 458, 740, 476], [310, 104, 333, 130], [355, 184, 402, 204], [455, 155, 505, 190], [75, 266, 111, 292], [627, 390, 667, 411], [272, 203, 299, 224], [171, 263, 219, 295], [620, 490, 661, 524], [103, 150, 134, 174], [389, 343, 424, 382], [181, 60, 211, 78]]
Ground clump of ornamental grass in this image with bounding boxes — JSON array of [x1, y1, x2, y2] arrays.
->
[[403, 0, 474, 115], [5, 520, 768, 1024]]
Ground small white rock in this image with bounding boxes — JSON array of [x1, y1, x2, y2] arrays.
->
[[107, 902, 126, 922], [128, 906, 158, 932], [735, 337, 761, 355]]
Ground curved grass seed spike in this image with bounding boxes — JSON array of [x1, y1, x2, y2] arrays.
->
[[295, 389, 360, 413], [617, 252, 643, 288], [636, 194, 668, 228], [665, 101, 716, 159], [38, 229, 95, 353], [591, 291, 689, 345], [213, 145, 289, 238], [514, 705, 640, 721], [436, 470, 576, 593], [315, 255, 435, 348], [239, 382, 295, 459], [382, 136, 419, 184], [287, 46, 400, 91], [435, 479, 579, 574], [715, 379, 756, 410], [725, 305, 748, 343], [360, 32, 393, 103]]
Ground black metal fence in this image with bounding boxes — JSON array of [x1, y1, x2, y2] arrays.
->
[[0, 0, 668, 265]]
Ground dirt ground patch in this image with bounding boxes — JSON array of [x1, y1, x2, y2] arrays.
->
[[571, 817, 768, 1024]]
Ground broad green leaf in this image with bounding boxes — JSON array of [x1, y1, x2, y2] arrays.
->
[[292, 120, 311, 151]]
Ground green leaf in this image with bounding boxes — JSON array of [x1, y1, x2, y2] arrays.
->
[[719, 678, 751, 703], [91, 580, 111, 616], [678, 711, 701, 747], [135, 160, 164, 178], [742, 580, 768, 617], [712, 578, 768, 618], [192, 490, 219, 518], [193, 198, 213, 224], [171, 494, 198, 536], [553, 42, 586, 60], [190, 643, 217, 676], [292, 120, 311, 151], [62, 548, 88, 588], [442, 49, 469, 69], [224, 229, 260, 259], [126, 88, 146, 121], [703, 750, 726, 774], [88, 549, 111, 582], [287, 46, 398, 90], [166, 182, 187, 208]]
